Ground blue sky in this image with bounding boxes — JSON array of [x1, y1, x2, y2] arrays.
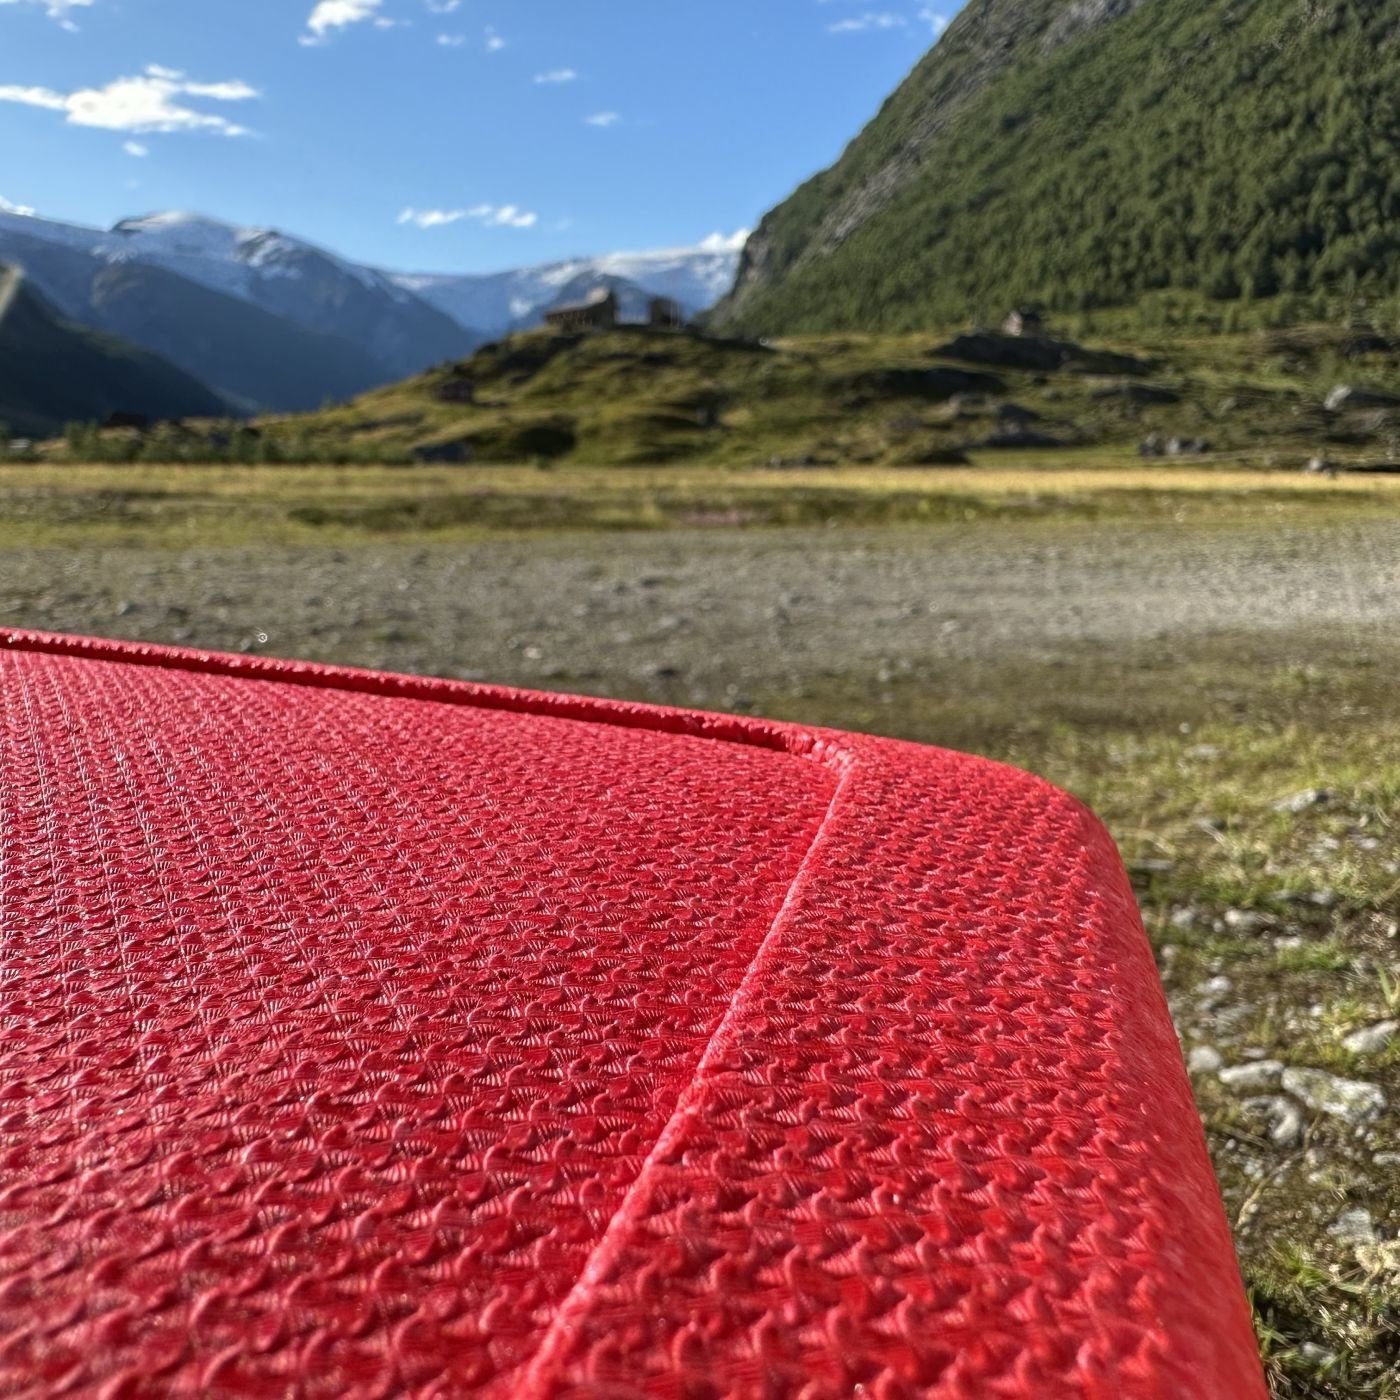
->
[[0, 0, 961, 273]]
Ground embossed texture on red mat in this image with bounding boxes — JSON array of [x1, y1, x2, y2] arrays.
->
[[0, 631, 1264, 1399]]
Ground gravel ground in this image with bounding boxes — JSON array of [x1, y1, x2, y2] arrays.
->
[[4, 518, 1400, 699]]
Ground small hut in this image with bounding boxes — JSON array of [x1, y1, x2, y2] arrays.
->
[[545, 289, 619, 332]]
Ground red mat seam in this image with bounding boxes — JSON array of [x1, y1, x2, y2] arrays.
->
[[515, 758, 860, 1393]]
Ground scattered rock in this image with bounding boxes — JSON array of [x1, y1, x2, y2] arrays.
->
[[1328, 1208, 1378, 1246], [1219, 1060, 1284, 1092], [1342, 1020, 1399, 1056], [1297, 1342, 1340, 1371], [1281, 1067, 1387, 1124], [1199, 974, 1233, 1009], [1373, 1152, 1400, 1168], [1244, 1095, 1306, 1149], [1188, 1046, 1223, 1075], [1325, 384, 1400, 413], [1223, 909, 1267, 933], [1273, 787, 1332, 814], [1139, 432, 1211, 457], [1304, 455, 1336, 476], [994, 402, 1041, 425]]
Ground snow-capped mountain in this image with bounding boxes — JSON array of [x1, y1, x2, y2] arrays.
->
[[0, 209, 477, 386], [0, 207, 746, 411], [393, 232, 747, 336]]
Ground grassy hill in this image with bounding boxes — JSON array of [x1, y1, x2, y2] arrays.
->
[[713, 0, 1400, 334], [0, 266, 228, 439], [69, 318, 1400, 475]]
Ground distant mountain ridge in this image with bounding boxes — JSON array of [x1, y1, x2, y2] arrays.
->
[[394, 234, 746, 335], [0, 209, 744, 411], [0, 209, 479, 411], [0, 264, 228, 438], [712, 0, 1400, 333]]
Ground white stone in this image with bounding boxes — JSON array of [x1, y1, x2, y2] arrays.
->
[[1328, 1208, 1378, 1246], [1342, 1021, 1399, 1057], [1282, 1067, 1387, 1124], [1219, 1061, 1284, 1093]]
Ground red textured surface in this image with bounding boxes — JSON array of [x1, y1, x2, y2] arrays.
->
[[0, 630, 1265, 1399]]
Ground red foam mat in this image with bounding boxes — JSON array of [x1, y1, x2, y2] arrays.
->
[[0, 631, 1264, 1398]]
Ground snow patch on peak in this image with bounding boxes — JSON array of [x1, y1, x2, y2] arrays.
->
[[390, 232, 749, 336]]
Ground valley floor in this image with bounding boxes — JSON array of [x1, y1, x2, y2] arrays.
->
[[6, 493, 1400, 1397]]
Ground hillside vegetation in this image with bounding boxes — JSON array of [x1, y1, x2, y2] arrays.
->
[[62, 320, 1400, 475], [714, 0, 1400, 334]]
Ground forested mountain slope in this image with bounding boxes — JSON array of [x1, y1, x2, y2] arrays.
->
[[713, 0, 1398, 332]]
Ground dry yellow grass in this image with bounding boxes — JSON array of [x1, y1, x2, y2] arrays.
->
[[5, 458, 1400, 548]]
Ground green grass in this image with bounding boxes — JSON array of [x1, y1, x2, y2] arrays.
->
[[735, 630, 1400, 1399]]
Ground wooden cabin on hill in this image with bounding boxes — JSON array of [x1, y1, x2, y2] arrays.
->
[[545, 289, 619, 332]]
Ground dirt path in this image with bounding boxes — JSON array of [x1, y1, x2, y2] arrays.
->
[[3, 517, 1399, 699]]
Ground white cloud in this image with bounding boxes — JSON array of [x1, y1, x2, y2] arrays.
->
[[534, 68, 578, 84], [585, 111, 620, 127], [0, 0, 94, 32], [0, 195, 36, 217], [424, 0, 458, 10], [472, 203, 536, 228], [435, 32, 464, 46], [0, 66, 259, 136], [122, 139, 148, 156], [301, 0, 381, 44], [919, 7, 949, 34], [483, 25, 505, 51], [398, 207, 466, 228], [828, 12, 908, 32], [398, 203, 538, 230]]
